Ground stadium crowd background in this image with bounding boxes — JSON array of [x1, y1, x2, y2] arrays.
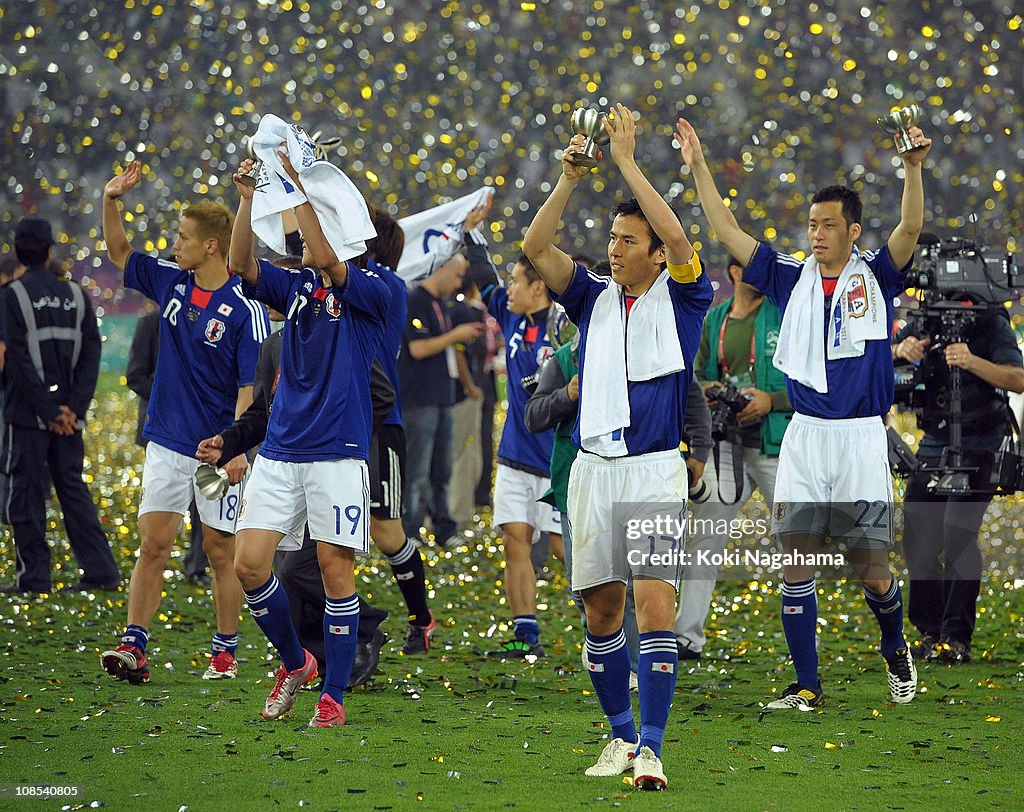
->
[[1, 0, 1022, 355]]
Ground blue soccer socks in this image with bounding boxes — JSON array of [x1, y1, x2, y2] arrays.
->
[[637, 632, 678, 758], [323, 594, 360, 703], [585, 629, 637, 744], [781, 578, 819, 689], [513, 615, 540, 647], [865, 577, 906, 657], [244, 574, 304, 672], [121, 624, 149, 653], [211, 632, 238, 657]]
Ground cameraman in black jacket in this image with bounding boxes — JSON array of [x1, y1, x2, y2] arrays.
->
[[893, 307, 1024, 663]]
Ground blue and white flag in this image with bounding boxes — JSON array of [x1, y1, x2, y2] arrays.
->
[[397, 187, 494, 283]]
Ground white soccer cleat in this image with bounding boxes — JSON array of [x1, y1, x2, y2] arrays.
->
[[632, 745, 667, 791], [260, 649, 317, 720], [884, 647, 918, 704], [585, 738, 638, 777]]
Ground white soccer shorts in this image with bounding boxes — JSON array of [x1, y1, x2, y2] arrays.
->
[[235, 455, 371, 553], [772, 413, 894, 546], [491, 463, 561, 541], [139, 441, 243, 534], [567, 448, 688, 591]]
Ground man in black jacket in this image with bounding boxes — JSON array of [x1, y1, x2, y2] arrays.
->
[[0, 218, 119, 594]]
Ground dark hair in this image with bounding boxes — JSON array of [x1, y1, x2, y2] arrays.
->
[[573, 254, 596, 270], [14, 239, 49, 267], [589, 260, 612, 278], [610, 197, 681, 259], [514, 253, 543, 284], [363, 206, 405, 271], [273, 254, 304, 270], [810, 185, 862, 228]]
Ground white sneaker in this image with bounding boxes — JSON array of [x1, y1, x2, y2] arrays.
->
[[584, 737, 638, 777], [632, 745, 667, 791], [884, 647, 918, 704]]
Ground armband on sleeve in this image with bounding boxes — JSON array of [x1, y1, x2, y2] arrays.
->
[[667, 252, 702, 283]]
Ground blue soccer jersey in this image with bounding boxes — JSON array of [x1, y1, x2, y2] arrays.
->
[[369, 258, 408, 427], [125, 252, 269, 455], [243, 259, 390, 462], [744, 242, 909, 419], [485, 287, 555, 474], [553, 263, 713, 456]]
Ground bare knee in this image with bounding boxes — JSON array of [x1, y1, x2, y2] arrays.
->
[[863, 577, 892, 596]]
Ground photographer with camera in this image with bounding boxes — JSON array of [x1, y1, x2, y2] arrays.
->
[[894, 305, 1024, 664], [674, 257, 792, 660]]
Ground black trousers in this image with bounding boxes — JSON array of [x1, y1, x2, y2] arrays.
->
[[276, 535, 388, 674], [3, 424, 118, 591], [902, 452, 990, 644]]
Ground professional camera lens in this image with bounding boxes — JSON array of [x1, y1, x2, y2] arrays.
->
[[688, 478, 711, 504]]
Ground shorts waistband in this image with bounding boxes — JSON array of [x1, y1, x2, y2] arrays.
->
[[792, 413, 884, 430], [578, 448, 681, 467]]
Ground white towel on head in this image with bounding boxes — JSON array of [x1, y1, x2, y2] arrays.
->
[[396, 187, 494, 283], [772, 248, 888, 393], [579, 270, 686, 457], [248, 114, 376, 261]]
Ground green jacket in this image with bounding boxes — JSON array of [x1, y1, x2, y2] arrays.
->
[[701, 297, 791, 456], [540, 342, 579, 515]]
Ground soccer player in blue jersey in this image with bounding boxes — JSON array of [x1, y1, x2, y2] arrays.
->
[[468, 250, 562, 659], [100, 161, 269, 685], [228, 154, 390, 728], [523, 104, 712, 791], [676, 117, 932, 711]]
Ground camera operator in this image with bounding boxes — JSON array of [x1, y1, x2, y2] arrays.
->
[[893, 307, 1024, 664], [674, 257, 793, 659]]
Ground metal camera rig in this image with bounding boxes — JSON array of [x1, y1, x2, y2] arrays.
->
[[892, 231, 1023, 496]]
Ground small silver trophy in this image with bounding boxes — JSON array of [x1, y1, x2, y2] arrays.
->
[[875, 104, 924, 154], [237, 136, 263, 189], [568, 107, 610, 169], [195, 463, 230, 501]]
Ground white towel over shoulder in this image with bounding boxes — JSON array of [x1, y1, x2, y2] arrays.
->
[[579, 270, 686, 457], [772, 248, 888, 393], [248, 114, 375, 261]]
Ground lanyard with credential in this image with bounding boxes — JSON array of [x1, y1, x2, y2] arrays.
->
[[716, 311, 756, 378]]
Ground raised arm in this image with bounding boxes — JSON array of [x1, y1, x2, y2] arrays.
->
[[229, 159, 260, 284], [675, 119, 759, 267], [886, 126, 932, 270], [279, 150, 348, 288], [606, 103, 693, 264], [102, 160, 142, 271], [522, 135, 593, 296]]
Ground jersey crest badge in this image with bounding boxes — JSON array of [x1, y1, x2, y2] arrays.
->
[[845, 274, 868, 319], [205, 318, 226, 343], [325, 292, 342, 318]]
